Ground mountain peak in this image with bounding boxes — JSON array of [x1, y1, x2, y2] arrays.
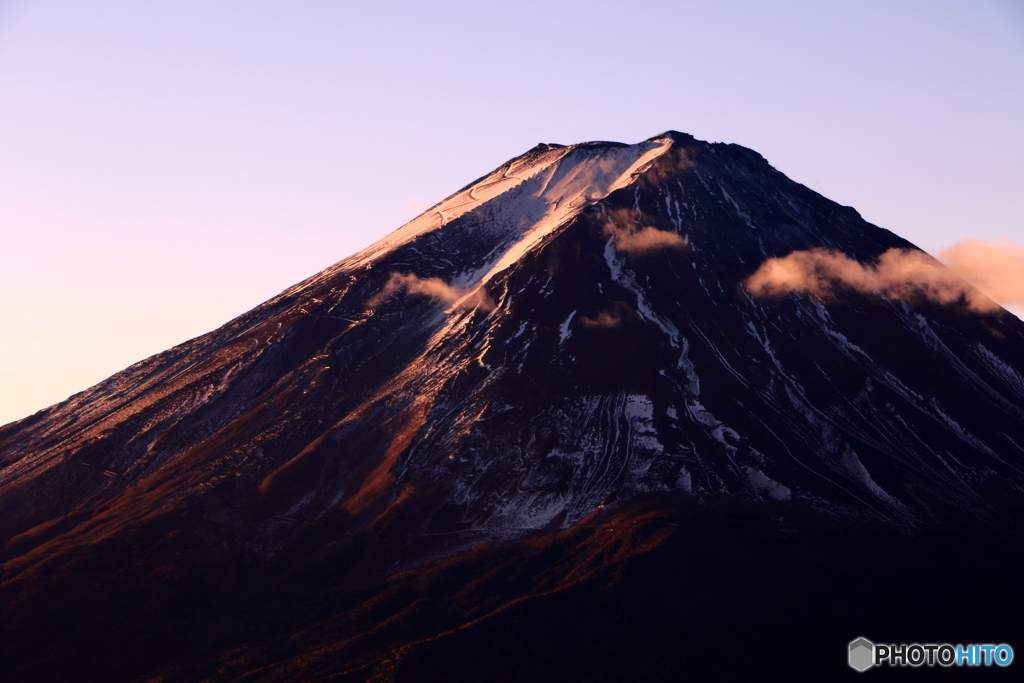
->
[[2, 129, 1023, 682], [646, 129, 696, 144]]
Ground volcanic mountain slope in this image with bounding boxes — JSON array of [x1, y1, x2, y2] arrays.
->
[[2, 131, 1024, 682]]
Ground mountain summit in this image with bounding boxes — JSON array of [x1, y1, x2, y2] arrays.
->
[[2, 132, 1023, 681]]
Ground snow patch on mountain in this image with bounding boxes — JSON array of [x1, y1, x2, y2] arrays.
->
[[744, 467, 791, 501], [559, 311, 576, 344]]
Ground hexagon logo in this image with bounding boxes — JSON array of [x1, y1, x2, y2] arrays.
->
[[849, 637, 874, 672]]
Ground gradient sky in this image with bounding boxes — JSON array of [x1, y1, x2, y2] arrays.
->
[[1, 0, 1022, 426]]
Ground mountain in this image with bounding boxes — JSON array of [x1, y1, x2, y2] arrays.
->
[[2, 131, 1023, 682]]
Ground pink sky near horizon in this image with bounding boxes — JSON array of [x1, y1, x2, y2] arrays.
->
[[1, 0, 1022, 426]]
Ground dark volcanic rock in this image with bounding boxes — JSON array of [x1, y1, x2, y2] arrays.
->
[[2, 132, 1023, 681]]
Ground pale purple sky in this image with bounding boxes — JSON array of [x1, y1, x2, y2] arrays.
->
[[1, 0, 1022, 426]]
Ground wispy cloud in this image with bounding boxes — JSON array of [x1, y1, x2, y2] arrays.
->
[[367, 272, 495, 312], [603, 208, 688, 255], [641, 147, 694, 185], [580, 310, 623, 328], [404, 199, 424, 213], [580, 302, 632, 328], [940, 239, 1024, 309], [745, 247, 1002, 312]]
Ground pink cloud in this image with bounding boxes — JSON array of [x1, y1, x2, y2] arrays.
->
[[368, 272, 495, 312], [940, 239, 1024, 308], [603, 208, 687, 255], [745, 247, 1002, 312]]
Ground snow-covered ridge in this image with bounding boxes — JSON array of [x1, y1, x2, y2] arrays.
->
[[337, 136, 675, 286]]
